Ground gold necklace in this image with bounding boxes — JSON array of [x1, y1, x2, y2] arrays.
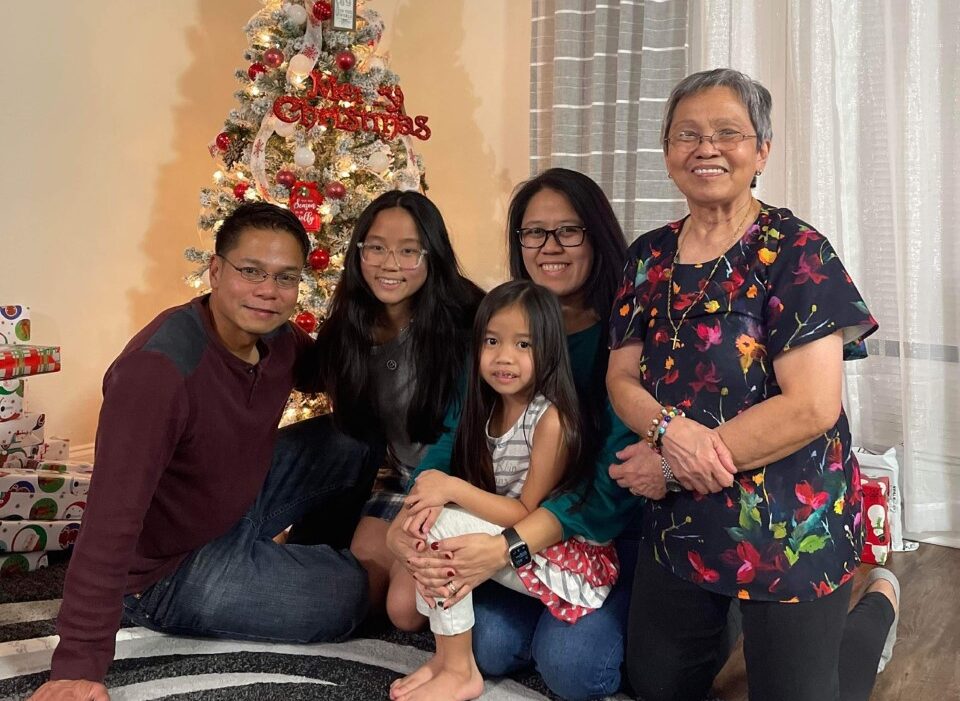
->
[[666, 199, 755, 350]]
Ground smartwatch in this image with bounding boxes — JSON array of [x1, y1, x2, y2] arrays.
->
[[502, 527, 532, 569]]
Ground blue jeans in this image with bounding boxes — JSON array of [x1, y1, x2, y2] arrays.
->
[[472, 529, 641, 701], [122, 415, 379, 643]]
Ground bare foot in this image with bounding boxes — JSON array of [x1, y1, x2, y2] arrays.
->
[[394, 665, 484, 701], [390, 653, 444, 700]]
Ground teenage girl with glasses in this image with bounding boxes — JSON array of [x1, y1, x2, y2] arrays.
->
[[301, 190, 483, 629]]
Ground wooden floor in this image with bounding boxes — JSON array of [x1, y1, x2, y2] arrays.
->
[[711, 543, 960, 700]]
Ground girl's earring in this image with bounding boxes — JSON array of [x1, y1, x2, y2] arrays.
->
[[751, 170, 762, 189]]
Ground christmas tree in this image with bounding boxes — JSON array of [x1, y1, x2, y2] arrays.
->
[[188, 0, 431, 423]]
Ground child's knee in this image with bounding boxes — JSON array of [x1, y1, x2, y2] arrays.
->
[[386, 572, 427, 631], [387, 595, 426, 631]]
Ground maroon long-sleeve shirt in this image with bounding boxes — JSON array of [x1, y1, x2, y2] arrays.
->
[[51, 295, 311, 682]]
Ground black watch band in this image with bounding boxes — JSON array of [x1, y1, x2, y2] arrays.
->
[[502, 527, 532, 569]]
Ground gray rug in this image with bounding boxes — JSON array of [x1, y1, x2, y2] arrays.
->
[[0, 557, 584, 700]]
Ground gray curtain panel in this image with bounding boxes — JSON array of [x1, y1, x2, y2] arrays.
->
[[530, 0, 689, 241]]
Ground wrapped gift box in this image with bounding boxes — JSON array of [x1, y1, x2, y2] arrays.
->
[[0, 413, 45, 468], [0, 379, 24, 421], [861, 475, 891, 565], [0, 464, 91, 497], [0, 413, 44, 449], [0, 550, 48, 577], [21, 460, 92, 475], [0, 345, 60, 381], [0, 519, 81, 553], [0, 443, 46, 469], [0, 306, 30, 345], [43, 437, 70, 460], [0, 488, 85, 521]]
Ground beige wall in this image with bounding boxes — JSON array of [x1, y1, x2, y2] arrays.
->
[[2, 1, 530, 447]]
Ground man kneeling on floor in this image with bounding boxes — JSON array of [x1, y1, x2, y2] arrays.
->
[[30, 203, 377, 701]]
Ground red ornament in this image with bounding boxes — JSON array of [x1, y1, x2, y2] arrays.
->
[[248, 62, 267, 80], [324, 181, 346, 199], [308, 248, 331, 271], [263, 47, 284, 68], [289, 181, 325, 232], [312, 1, 332, 21], [233, 182, 250, 200], [215, 132, 232, 151], [276, 170, 297, 189], [294, 311, 318, 333], [335, 50, 356, 71]]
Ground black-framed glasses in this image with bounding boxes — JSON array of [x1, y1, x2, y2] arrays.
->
[[357, 242, 428, 270], [664, 129, 757, 151], [517, 225, 587, 249], [216, 254, 302, 289]]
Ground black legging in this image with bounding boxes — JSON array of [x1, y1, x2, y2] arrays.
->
[[625, 546, 895, 701]]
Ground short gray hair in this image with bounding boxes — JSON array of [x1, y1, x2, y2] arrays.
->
[[661, 68, 773, 153]]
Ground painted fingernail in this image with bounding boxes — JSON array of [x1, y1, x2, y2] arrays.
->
[[444, 552, 453, 560], [446, 569, 455, 577], [430, 542, 439, 550]]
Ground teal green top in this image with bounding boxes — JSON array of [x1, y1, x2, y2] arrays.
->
[[413, 322, 641, 542]]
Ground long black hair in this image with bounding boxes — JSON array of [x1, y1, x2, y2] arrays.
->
[[452, 280, 586, 496], [506, 169, 628, 492], [312, 190, 484, 444]]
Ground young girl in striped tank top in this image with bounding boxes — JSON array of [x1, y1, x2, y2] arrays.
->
[[390, 280, 619, 701]]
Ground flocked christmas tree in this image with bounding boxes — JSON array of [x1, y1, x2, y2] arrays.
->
[[187, 0, 431, 423]]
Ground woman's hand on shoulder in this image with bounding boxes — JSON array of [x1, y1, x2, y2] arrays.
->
[[404, 469, 458, 512], [662, 418, 737, 494], [608, 440, 667, 500]]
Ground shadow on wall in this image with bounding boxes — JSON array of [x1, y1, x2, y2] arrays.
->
[[127, 0, 259, 329], [387, 0, 516, 289]]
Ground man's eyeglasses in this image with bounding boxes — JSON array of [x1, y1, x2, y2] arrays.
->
[[357, 242, 428, 270], [216, 254, 302, 289], [517, 225, 587, 249], [663, 129, 757, 151]]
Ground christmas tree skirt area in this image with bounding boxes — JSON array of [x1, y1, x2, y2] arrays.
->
[[0, 554, 630, 700]]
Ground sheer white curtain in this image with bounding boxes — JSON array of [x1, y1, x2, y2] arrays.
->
[[690, 0, 960, 546], [530, 0, 690, 239]]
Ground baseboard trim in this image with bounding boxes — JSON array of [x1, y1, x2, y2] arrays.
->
[[68, 442, 95, 462]]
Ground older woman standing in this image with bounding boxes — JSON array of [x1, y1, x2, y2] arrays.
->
[[606, 69, 899, 701]]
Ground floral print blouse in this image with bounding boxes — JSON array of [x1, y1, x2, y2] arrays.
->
[[609, 204, 878, 602]]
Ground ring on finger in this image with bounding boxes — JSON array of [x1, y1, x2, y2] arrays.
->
[[447, 581, 460, 595]]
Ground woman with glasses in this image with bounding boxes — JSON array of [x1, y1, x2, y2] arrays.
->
[[304, 189, 484, 629], [389, 168, 655, 701], [605, 68, 899, 701]]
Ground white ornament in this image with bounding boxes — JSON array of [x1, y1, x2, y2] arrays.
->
[[367, 151, 391, 172], [289, 53, 314, 78], [294, 146, 316, 167], [284, 3, 308, 25], [275, 119, 297, 137]]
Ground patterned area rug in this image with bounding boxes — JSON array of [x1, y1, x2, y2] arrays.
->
[[0, 556, 586, 701]]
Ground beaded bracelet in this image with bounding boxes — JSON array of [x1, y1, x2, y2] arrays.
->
[[644, 405, 684, 453]]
